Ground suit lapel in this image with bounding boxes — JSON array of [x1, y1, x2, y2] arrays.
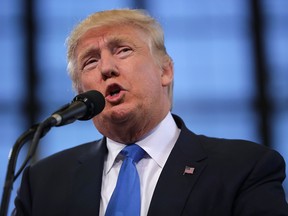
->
[[64, 115, 207, 216], [148, 116, 208, 216], [67, 139, 107, 216]]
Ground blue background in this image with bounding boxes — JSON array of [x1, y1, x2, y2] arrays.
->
[[1, 0, 287, 214]]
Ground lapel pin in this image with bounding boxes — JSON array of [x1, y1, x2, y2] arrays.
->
[[183, 166, 195, 175]]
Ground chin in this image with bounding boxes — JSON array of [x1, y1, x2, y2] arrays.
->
[[100, 105, 131, 122], [109, 109, 132, 123]]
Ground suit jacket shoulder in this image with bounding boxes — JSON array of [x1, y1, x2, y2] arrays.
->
[[148, 114, 288, 216], [13, 139, 107, 216]]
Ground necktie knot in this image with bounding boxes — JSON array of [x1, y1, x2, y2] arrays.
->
[[121, 144, 145, 163]]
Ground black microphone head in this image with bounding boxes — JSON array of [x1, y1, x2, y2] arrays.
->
[[72, 90, 105, 120]]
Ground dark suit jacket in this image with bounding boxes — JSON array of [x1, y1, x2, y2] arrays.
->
[[14, 115, 288, 215]]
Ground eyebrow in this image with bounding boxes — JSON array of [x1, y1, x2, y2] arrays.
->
[[76, 44, 100, 66], [107, 36, 137, 49], [78, 35, 137, 62], [78, 46, 100, 63]]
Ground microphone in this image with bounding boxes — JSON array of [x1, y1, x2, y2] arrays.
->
[[0, 90, 105, 216], [50, 90, 105, 126]]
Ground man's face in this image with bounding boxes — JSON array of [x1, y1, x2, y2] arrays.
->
[[74, 24, 172, 141]]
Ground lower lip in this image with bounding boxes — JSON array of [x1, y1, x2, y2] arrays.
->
[[106, 90, 125, 104]]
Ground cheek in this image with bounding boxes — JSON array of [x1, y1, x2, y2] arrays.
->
[[79, 72, 100, 90], [134, 59, 162, 83], [135, 72, 162, 99]]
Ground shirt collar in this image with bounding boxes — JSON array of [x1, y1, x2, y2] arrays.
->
[[104, 112, 181, 174]]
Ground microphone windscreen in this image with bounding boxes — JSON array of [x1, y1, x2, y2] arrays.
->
[[73, 90, 105, 120]]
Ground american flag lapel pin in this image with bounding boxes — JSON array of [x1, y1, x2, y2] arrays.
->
[[183, 166, 195, 175]]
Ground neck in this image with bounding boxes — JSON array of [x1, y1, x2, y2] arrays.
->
[[102, 111, 169, 144]]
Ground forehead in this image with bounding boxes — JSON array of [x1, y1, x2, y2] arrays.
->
[[76, 24, 149, 49]]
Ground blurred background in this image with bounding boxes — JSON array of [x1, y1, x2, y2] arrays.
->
[[1, 0, 287, 214]]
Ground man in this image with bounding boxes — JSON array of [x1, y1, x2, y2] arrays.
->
[[13, 9, 288, 216]]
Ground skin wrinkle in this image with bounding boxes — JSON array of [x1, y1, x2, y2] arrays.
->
[[70, 23, 168, 93], [74, 24, 173, 143], [78, 36, 140, 73]]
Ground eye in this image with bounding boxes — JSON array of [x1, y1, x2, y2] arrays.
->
[[82, 58, 99, 71], [116, 46, 133, 58]]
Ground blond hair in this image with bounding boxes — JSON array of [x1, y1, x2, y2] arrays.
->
[[66, 9, 173, 104]]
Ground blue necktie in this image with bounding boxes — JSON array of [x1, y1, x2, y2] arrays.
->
[[105, 144, 145, 216]]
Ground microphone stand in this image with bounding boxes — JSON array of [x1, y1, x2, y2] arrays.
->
[[0, 118, 54, 216], [0, 124, 38, 216]]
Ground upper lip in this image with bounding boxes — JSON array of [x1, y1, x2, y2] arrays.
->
[[105, 83, 124, 97]]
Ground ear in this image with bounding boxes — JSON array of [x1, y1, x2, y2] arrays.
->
[[161, 57, 174, 87]]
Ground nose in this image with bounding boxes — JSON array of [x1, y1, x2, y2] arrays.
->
[[99, 52, 119, 80]]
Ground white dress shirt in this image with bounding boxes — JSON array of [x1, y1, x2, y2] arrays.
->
[[99, 112, 181, 216]]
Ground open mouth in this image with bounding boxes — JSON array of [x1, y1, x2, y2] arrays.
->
[[110, 88, 120, 96], [106, 84, 122, 97]]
